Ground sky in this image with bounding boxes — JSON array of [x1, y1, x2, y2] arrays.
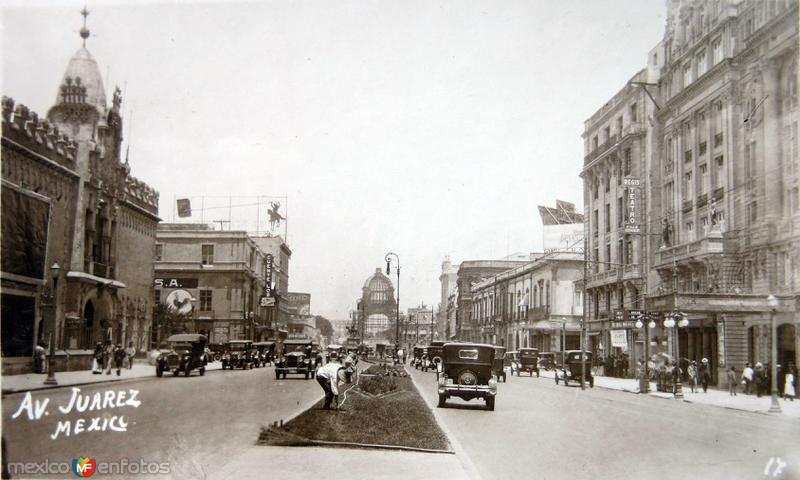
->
[[1, 0, 665, 319]]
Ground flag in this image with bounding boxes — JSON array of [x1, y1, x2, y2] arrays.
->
[[176, 198, 192, 218]]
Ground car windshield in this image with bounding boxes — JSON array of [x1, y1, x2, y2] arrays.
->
[[229, 344, 247, 351], [170, 342, 193, 351], [285, 344, 308, 353]]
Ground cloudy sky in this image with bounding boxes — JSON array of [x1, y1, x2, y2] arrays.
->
[[2, 0, 665, 319]]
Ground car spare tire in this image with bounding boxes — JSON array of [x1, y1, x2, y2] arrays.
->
[[456, 369, 478, 386]]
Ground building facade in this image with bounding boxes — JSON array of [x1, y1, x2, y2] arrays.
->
[[438, 257, 459, 341], [470, 255, 584, 350], [581, 0, 799, 386], [1, 22, 159, 374], [154, 224, 273, 346], [455, 259, 529, 342], [405, 304, 435, 346]]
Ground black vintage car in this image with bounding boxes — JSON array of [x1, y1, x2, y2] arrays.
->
[[221, 340, 256, 370], [412, 346, 425, 369], [504, 351, 519, 374], [253, 341, 276, 367], [554, 350, 594, 387], [517, 348, 540, 377], [156, 334, 208, 377], [538, 351, 556, 371], [437, 343, 498, 411], [275, 339, 313, 379], [493, 346, 507, 382]]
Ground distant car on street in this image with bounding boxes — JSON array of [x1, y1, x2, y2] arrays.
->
[[156, 334, 208, 377], [253, 341, 276, 367], [222, 340, 256, 370], [554, 350, 594, 388], [438, 343, 498, 411], [538, 352, 556, 371], [517, 348, 540, 377], [503, 351, 519, 374], [275, 339, 313, 379]]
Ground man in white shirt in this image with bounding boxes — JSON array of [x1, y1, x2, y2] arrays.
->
[[316, 352, 342, 410]]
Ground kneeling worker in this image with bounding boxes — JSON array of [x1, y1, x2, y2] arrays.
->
[[316, 351, 342, 410]]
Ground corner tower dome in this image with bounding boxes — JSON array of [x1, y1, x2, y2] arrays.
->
[[54, 47, 107, 113]]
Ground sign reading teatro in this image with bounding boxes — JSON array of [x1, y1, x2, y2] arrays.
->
[[623, 177, 641, 234]]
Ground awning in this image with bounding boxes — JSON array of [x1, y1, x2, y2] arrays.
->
[[67, 271, 126, 289], [528, 319, 581, 332]]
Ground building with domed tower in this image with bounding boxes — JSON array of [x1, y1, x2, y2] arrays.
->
[[1, 9, 159, 374]]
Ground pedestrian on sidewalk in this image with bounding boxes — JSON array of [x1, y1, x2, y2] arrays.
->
[[687, 361, 698, 393], [727, 366, 737, 396], [699, 358, 711, 393], [92, 342, 104, 374], [784, 366, 795, 401], [113, 344, 126, 376], [316, 351, 342, 410], [125, 341, 136, 369], [671, 361, 682, 397], [755, 362, 764, 397], [742, 363, 754, 395], [103, 341, 114, 375], [33, 342, 47, 374]]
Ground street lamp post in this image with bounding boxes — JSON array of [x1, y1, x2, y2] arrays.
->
[[44, 262, 61, 385], [767, 294, 782, 413], [663, 310, 688, 399], [385, 252, 400, 352], [635, 314, 657, 394]]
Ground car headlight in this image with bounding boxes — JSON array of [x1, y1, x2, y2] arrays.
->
[[488, 378, 497, 390], [438, 376, 446, 387]]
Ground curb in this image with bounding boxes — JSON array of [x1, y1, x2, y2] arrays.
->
[[2, 364, 228, 396]]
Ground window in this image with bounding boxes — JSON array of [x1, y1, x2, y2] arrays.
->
[[630, 103, 638, 122], [696, 49, 707, 77], [592, 136, 599, 150], [592, 248, 599, 273], [199, 290, 213, 311], [605, 175, 610, 192], [683, 171, 693, 199], [201, 244, 214, 265], [605, 244, 611, 271], [626, 240, 633, 266], [747, 201, 758, 224], [617, 239, 624, 265], [685, 221, 694, 242], [683, 63, 693, 86], [593, 180, 599, 200], [605, 205, 611, 233], [712, 37, 723, 64], [624, 148, 632, 175], [154, 289, 161, 305], [701, 216, 709, 233], [604, 126, 611, 142], [154, 244, 163, 261], [617, 197, 624, 228], [699, 141, 707, 156], [715, 155, 724, 188], [685, 150, 693, 163], [593, 210, 599, 236], [616, 116, 623, 134], [699, 164, 708, 194]]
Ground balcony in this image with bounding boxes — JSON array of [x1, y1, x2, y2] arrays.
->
[[713, 186, 724, 200], [585, 267, 621, 289], [526, 306, 550, 321], [697, 193, 708, 208], [654, 233, 725, 268], [682, 200, 693, 213], [584, 134, 619, 165], [714, 132, 724, 148], [622, 264, 642, 281]]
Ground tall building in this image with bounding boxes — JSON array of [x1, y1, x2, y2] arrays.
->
[[154, 224, 273, 345], [405, 304, 435, 346], [1, 13, 159, 373], [437, 256, 459, 340], [252, 234, 293, 332], [581, 0, 799, 386]]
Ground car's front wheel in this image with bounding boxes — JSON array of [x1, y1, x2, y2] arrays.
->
[[275, 370, 281, 380], [156, 364, 163, 377], [485, 396, 495, 411], [437, 394, 446, 408], [172, 369, 179, 377], [184, 364, 191, 377], [200, 366, 205, 376]]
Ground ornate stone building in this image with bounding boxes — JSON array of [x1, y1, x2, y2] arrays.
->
[[1, 14, 159, 373]]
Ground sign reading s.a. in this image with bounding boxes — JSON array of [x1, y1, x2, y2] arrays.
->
[[154, 278, 198, 289]]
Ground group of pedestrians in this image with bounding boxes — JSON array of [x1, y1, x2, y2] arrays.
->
[[686, 358, 712, 393], [600, 353, 629, 378], [92, 341, 136, 376], [738, 362, 797, 400]]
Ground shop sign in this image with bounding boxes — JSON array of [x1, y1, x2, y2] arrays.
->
[[610, 320, 635, 329], [610, 329, 628, 348], [624, 177, 641, 234], [155, 278, 198, 289]]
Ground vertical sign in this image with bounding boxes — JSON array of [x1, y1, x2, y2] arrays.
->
[[623, 177, 641, 234], [264, 254, 274, 298]]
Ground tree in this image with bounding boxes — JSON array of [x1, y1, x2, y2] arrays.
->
[[314, 315, 334, 341]]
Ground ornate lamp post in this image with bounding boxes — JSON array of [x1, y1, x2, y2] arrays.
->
[[663, 310, 689, 399], [44, 263, 61, 385], [767, 294, 782, 413], [385, 252, 400, 352], [635, 314, 657, 394]]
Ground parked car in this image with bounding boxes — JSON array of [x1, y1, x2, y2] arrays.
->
[[554, 350, 594, 387], [412, 346, 425, 369], [156, 334, 208, 377], [538, 352, 556, 371], [221, 340, 255, 370], [310, 343, 323, 369], [253, 341, 276, 367], [275, 339, 313, 379], [493, 346, 507, 382], [437, 343, 498, 411], [517, 348, 540, 377], [503, 351, 519, 374], [208, 343, 224, 362]]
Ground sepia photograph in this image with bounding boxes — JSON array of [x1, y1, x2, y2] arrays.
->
[[0, 0, 798, 478]]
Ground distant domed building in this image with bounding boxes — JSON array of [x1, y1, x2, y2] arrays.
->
[[357, 268, 397, 343], [1, 9, 159, 373]]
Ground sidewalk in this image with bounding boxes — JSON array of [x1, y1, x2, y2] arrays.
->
[[536, 369, 800, 419], [1, 360, 223, 395]]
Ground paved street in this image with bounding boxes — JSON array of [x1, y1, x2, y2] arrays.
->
[[408, 366, 799, 480], [2, 365, 321, 478]]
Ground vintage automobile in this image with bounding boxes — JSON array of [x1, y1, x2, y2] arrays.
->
[[208, 343, 224, 362], [503, 351, 519, 374], [412, 346, 425, 369], [538, 351, 556, 371], [327, 344, 345, 360], [253, 341, 276, 367], [156, 334, 208, 377], [221, 340, 255, 370], [554, 350, 594, 387], [426, 341, 446, 373], [310, 342, 324, 369], [492, 346, 507, 382], [275, 339, 313, 379], [438, 343, 497, 410], [517, 348, 540, 377]]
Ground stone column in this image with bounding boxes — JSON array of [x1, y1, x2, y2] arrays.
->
[[761, 60, 782, 223]]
